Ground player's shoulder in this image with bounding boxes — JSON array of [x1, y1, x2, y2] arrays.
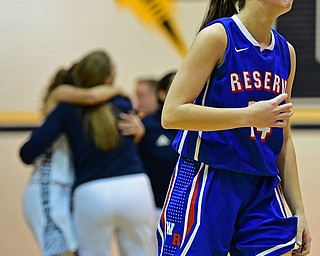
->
[[193, 22, 227, 57], [198, 22, 227, 41], [286, 41, 295, 54]]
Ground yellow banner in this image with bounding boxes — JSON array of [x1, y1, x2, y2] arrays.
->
[[115, 0, 187, 57]]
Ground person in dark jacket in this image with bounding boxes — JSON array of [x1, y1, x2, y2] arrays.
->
[[20, 49, 156, 256]]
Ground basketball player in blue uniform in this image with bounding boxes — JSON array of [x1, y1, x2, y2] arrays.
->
[[158, 0, 311, 255]]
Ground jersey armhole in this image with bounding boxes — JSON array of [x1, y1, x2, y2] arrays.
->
[[213, 22, 230, 71]]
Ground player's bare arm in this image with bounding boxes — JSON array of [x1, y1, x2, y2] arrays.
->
[[45, 84, 124, 114], [277, 42, 311, 255]]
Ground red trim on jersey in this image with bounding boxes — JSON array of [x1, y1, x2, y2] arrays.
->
[[185, 171, 201, 236]]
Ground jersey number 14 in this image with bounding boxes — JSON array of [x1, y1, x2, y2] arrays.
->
[[249, 101, 272, 142]]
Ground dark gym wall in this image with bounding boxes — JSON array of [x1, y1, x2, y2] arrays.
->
[[277, 0, 320, 97]]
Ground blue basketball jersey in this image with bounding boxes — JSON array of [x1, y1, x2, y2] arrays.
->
[[172, 15, 291, 176]]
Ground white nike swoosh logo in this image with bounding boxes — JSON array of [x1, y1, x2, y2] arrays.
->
[[235, 47, 249, 52]]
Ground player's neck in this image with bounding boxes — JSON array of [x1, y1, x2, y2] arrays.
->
[[236, 13, 273, 50]]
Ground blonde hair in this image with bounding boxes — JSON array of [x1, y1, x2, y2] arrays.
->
[[73, 50, 120, 151]]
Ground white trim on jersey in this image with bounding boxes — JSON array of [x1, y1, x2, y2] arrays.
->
[[158, 158, 180, 256], [181, 162, 204, 245], [255, 237, 296, 256], [232, 15, 275, 51], [274, 187, 287, 218], [157, 213, 165, 255], [180, 164, 209, 256], [194, 134, 202, 161], [194, 78, 210, 161], [178, 130, 188, 155]]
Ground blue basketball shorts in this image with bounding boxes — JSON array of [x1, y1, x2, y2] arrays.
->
[[157, 156, 297, 256]]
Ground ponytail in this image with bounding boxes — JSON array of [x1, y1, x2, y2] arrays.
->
[[198, 0, 244, 32], [73, 50, 120, 151], [84, 103, 120, 151]]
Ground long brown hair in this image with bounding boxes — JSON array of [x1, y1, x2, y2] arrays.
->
[[198, 0, 246, 32], [73, 50, 119, 151], [42, 65, 75, 113]]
